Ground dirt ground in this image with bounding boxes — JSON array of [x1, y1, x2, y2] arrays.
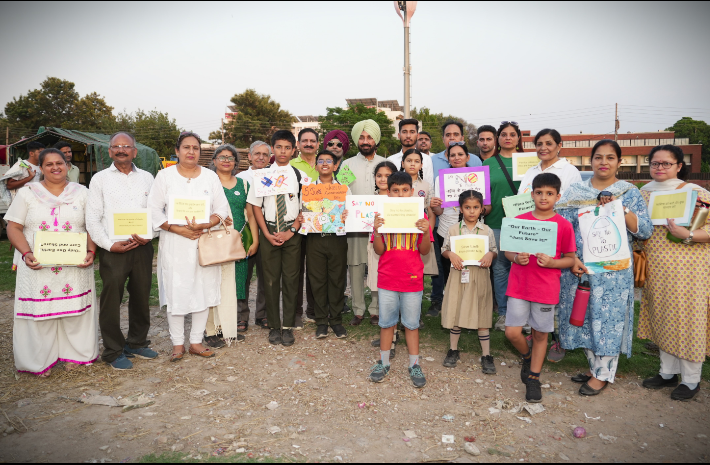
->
[[0, 281, 708, 464]]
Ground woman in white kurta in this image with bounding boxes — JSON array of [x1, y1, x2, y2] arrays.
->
[[517, 129, 582, 196], [148, 132, 230, 361], [6, 149, 98, 377]]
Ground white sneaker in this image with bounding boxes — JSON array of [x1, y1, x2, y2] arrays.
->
[[303, 315, 316, 323], [494, 315, 506, 331], [522, 324, 532, 334]]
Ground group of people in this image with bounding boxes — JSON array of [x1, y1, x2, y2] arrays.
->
[[4, 117, 708, 403]]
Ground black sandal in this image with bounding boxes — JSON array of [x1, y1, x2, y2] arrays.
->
[[256, 318, 269, 329], [571, 373, 592, 384], [579, 381, 608, 396], [237, 321, 248, 332]]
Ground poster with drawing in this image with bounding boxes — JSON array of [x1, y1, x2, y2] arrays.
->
[[344, 195, 378, 232], [252, 166, 299, 197], [578, 199, 630, 274], [299, 184, 348, 235], [438, 166, 491, 207]]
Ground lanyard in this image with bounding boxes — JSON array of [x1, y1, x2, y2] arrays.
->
[[459, 221, 480, 236]]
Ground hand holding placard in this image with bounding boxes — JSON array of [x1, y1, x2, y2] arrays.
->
[[512, 154, 540, 181], [499, 218, 557, 256], [377, 197, 425, 234], [450, 235, 489, 266]]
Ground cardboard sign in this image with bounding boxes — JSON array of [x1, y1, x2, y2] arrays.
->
[[502, 193, 536, 218], [578, 199, 630, 274], [167, 195, 209, 225], [499, 218, 557, 256], [344, 195, 379, 232], [108, 209, 152, 240], [300, 183, 348, 234], [438, 166, 491, 207], [450, 235, 489, 266], [252, 166, 299, 198], [34, 231, 87, 266], [512, 153, 540, 181], [378, 197, 425, 234], [648, 188, 697, 226], [336, 165, 356, 186]]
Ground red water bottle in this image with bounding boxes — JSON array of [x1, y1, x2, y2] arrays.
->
[[569, 278, 591, 327]]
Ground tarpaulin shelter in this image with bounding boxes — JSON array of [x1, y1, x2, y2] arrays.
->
[[8, 127, 162, 185]]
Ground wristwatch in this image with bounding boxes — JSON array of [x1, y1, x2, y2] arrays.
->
[[290, 226, 297, 234], [682, 230, 695, 245]]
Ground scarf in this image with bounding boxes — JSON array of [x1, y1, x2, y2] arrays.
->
[[641, 178, 707, 193], [555, 178, 636, 212], [27, 182, 84, 230]]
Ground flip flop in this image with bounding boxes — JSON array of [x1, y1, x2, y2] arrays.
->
[[237, 321, 248, 332], [189, 347, 215, 358]]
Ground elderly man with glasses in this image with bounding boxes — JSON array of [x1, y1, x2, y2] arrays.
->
[[86, 132, 158, 370], [236, 141, 271, 329]]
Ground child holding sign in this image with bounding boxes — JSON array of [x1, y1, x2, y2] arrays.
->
[[369, 171, 432, 388], [504, 173, 576, 403], [440, 190, 498, 373]]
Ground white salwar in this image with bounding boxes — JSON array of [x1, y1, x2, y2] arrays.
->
[[6, 184, 98, 375], [148, 166, 230, 346]]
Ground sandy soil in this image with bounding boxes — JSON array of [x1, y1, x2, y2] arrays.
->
[[0, 284, 708, 464]]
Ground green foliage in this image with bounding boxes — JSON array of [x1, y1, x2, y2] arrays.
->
[[666, 117, 710, 169], [411, 108, 478, 154], [319, 104, 398, 158], [211, 89, 294, 148], [104, 109, 182, 159]]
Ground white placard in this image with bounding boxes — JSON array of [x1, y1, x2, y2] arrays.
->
[[252, 166, 299, 198], [344, 195, 379, 233], [512, 153, 540, 181], [167, 195, 210, 225], [648, 188, 696, 226], [450, 234, 490, 267], [108, 209, 152, 241], [376, 197, 425, 234], [578, 199, 631, 274]]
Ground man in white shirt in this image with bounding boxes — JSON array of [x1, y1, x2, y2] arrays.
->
[[236, 141, 271, 329], [416, 131, 433, 155], [54, 141, 80, 183], [387, 119, 434, 187], [86, 132, 158, 371], [5, 141, 44, 191]]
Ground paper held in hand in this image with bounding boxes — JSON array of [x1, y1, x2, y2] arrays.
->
[[344, 195, 378, 233], [512, 153, 540, 181], [377, 197, 425, 234], [33, 231, 87, 266], [438, 166, 491, 207], [499, 217, 557, 256], [450, 235, 489, 266], [648, 188, 697, 226], [252, 166, 299, 198], [502, 193, 535, 218], [108, 209, 152, 240], [299, 184, 348, 235], [167, 195, 209, 225], [577, 199, 630, 274]]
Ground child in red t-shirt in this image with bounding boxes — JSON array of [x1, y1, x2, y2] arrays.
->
[[369, 171, 432, 388], [504, 173, 576, 403]]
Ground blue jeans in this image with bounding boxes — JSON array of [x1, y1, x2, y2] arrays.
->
[[429, 227, 445, 303], [378, 289, 423, 331], [492, 229, 511, 317]]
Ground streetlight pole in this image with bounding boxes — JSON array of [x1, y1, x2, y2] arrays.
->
[[395, 2, 417, 119]]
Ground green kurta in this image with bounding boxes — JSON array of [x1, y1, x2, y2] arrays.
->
[[224, 178, 249, 300]]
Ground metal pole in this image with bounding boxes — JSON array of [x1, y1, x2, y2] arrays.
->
[[221, 118, 225, 143], [404, 26, 410, 119], [614, 103, 618, 141]]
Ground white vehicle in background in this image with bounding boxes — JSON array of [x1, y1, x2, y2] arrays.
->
[[0, 163, 8, 237]]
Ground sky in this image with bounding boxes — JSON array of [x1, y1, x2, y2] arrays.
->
[[1, 1, 710, 139]]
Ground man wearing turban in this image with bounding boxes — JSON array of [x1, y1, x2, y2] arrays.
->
[[322, 130, 350, 173], [341, 120, 385, 326]]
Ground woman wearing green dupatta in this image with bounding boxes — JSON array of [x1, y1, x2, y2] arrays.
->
[[555, 140, 652, 396]]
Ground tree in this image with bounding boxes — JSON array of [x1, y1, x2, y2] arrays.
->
[[666, 117, 710, 172], [411, 107, 477, 154], [104, 109, 181, 159], [319, 104, 398, 158], [210, 89, 294, 148]]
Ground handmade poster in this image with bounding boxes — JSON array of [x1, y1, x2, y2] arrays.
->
[[499, 218, 557, 256], [648, 188, 697, 226], [108, 209, 152, 240], [167, 195, 209, 225], [450, 235, 489, 266], [33, 231, 87, 266], [512, 153, 540, 181], [252, 166, 298, 198], [344, 195, 378, 232], [299, 183, 348, 234], [336, 165, 356, 186], [438, 166, 491, 207], [377, 197, 425, 234], [502, 193, 536, 218], [577, 199, 630, 274]]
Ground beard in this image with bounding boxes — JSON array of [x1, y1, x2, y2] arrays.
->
[[359, 143, 376, 156]]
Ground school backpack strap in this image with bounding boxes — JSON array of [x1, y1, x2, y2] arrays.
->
[[291, 165, 302, 195], [494, 154, 518, 194]]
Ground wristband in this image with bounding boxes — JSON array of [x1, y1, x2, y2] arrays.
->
[[21, 251, 31, 260], [87, 250, 96, 256], [513, 253, 519, 264]]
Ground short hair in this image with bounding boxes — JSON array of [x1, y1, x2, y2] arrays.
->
[[418, 131, 431, 140], [441, 120, 464, 137], [534, 128, 562, 146], [649, 144, 688, 180], [38, 148, 66, 167], [27, 141, 46, 153], [298, 128, 319, 142], [532, 173, 562, 194], [316, 150, 336, 162], [477, 125, 497, 138], [398, 118, 419, 132], [249, 140, 271, 155], [387, 170, 413, 189], [110, 131, 137, 146], [591, 139, 622, 160], [271, 130, 296, 147], [53, 141, 72, 151]]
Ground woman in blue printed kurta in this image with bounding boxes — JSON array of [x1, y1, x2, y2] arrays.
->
[[555, 140, 652, 396]]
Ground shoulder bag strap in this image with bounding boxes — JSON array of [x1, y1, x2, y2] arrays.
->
[[676, 182, 688, 190], [494, 154, 517, 194]]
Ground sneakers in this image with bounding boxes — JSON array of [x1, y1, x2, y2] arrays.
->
[[522, 324, 532, 334], [494, 315, 506, 331], [547, 342, 566, 363], [642, 374, 679, 390], [315, 325, 329, 339], [123, 345, 158, 359], [281, 329, 295, 346], [520, 357, 532, 384], [481, 355, 497, 374], [369, 361, 390, 383], [110, 354, 133, 370], [671, 384, 700, 401], [332, 324, 348, 339], [303, 315, 316, 324], [525, 378, 543, 403], [342, 302, 352, 314], [236, 334, 245, 343], [426, 301, 442, 317], [294, 316, 304, 330], [203, 335, 226, 349], [268, 329, 282, 345], [409, 364, 427, 388], [442, 349, 460, 368]]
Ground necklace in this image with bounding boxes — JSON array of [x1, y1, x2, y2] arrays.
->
[[178, 164, 200, 183]]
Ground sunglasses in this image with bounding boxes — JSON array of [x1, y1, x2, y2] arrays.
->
[[327, 141, 343, 148], [501, 121, 519, 127], [448, 141, 465, 146]]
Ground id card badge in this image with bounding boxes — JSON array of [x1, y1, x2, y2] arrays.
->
[[460, 268, 470, 284]]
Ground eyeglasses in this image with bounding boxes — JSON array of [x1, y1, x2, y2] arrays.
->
[[317, 159, 334, 165], [216, 156, 236, 162], [327, 141, 343, 148], [501, 121, 519, 127], [109, 145, 135, 150], [650, 161, 678, 169], [448, 141, 465, 146]]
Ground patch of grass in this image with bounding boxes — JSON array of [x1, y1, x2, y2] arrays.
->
[[0, 241, 16, 293], [140, 452, 300, 463]]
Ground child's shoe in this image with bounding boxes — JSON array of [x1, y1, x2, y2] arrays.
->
[[409, 364, 426, 388], [480, 355, 496, 374], [547, 341, 566, 363], [442, 349, 460, 368], [368, 361, 390, 383], [520, 357, 531, 384], [525, 378, 543, 403]]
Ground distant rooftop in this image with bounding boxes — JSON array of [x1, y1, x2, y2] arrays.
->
[[346, 98, 402, 112], [296, 115, 319, 122]]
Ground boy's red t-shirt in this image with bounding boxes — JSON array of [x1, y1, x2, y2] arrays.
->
[[505, 212, 576, 305], [375, 223, 435, 293]]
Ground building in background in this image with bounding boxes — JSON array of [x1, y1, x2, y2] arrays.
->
[[345, 98, 404, 135], [291, 115, 320, 138]]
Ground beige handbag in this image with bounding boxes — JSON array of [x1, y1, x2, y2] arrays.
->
[[198, 217, 247, 267]]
